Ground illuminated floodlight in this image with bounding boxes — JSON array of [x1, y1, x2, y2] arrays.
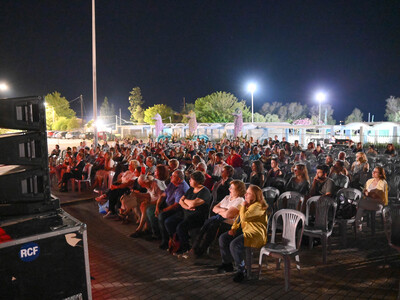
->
[[0, 82, 9, 91], [315, 91, 327, 103], [247, 83, 256, 93], [95, 119, 104, 128]]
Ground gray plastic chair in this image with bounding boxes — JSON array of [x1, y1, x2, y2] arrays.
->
[[382, 205, 400, 299], [336, 188, 362, 247], [276, 191, 304, 211], [304, 196, 337, 264], [258, 209, 306, 291], [262, 187, 280, 212]]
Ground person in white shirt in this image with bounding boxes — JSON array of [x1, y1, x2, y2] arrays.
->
[[212, 152, 228, 177], [190, 180, 245, 258]]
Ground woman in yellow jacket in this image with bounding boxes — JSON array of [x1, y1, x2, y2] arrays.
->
[[218, 184, 268, 282]]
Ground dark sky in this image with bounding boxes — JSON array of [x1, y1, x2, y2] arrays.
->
[[1, 0, 400, 122]]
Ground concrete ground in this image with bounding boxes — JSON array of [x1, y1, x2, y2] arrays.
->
[[58, 191, 400, 300]]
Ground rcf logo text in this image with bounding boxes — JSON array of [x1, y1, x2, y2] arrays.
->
[[19, 242, 40, 262]]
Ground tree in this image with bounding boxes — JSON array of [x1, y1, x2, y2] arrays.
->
[[194, 91, 251, 123], [385, 96, 400, 122], [128, 87, 145, 123], [253, 113, 266, 122], [310, 104, 336, 125], [100, 97, 115, 116], [264, 113, 281, 122], [180, 103, 196, 123], [45, 92, 76, 119], [260, 101, 307, 122], [260, 101, 282, 115], [144, 104, 175, 125], [345, 108, 363, 124]]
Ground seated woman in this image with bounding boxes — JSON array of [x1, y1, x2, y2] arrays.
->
[[329, 160, 349, 192], [285, 163, 310, 195], [356, 166, 388, 231], [212, 165, 234, 204], [218, 185, 268, 282], [129, 166, 168, 237], [191, 180, 245, 257], [384, 143, 397, 157], [249, 160, 265, 188], [164, 171, 211, 255], [92, 151, 114, 190], [350, 152, 370, 189], [265, 158, 283, 188]]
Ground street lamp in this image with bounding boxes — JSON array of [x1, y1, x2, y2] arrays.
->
[[315, 92, 327, 124], [247, 83, 256, 123], [0, 82, 9, 92]]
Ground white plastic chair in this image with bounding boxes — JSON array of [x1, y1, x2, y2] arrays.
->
[[303, 195, 337, 264], [258, 209, 306, 291], [73, 164, 92, 193]]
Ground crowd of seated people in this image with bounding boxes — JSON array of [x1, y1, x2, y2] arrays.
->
[[49, 136, 399, 281]]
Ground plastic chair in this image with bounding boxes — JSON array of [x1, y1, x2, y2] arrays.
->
[[382, 205, 400, 299], [73, 164, 92, 193], [262, 187, 280, 211], [303, 196, 337, 264], [276, 191, 304, 212], [335, 188, 362, 247], [258, 209, 306, 292]]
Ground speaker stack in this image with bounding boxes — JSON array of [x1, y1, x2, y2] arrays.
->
[[0, 96, 60, 218], [0, 96, 92, 299]]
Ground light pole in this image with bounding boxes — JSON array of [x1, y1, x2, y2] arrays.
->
[[92, 0, 98, 147], [315, 92, 327, 124], [0, 82, 9, 93], [248, 83, 256, 123]]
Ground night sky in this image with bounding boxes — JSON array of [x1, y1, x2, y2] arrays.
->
[[1, 1, 400, 122]]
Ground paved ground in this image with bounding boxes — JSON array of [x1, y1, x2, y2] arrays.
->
[[58, 191, 400, 300]]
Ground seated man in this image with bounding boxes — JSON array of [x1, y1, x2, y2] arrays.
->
[[147, 170, 190, 249], [309, 164, 335, 197]]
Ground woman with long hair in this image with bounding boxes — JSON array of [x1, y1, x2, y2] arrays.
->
[[356, 166, 388, 231], [249, 160, 265, 188], [191, 180, 246, 257], [218, 185, 268, 282], [285, 163, 310, 195]]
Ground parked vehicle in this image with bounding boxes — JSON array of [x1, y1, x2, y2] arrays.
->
[[47, 131, 55, 138], [65, 131, 81, 139], [54, 131, 67, 139], [79, 132, 94, 139], [98, 131, 110, 140]]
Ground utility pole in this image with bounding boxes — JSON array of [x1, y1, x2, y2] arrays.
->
[[183, 97, 186, 111], [119, 108, 122, 125], [80, 95, 84, 129]]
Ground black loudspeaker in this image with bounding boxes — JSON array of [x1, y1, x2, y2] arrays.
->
[[0, 132, 47, 166], [0, 96, 58, 219], [0, 96, 46, 131]]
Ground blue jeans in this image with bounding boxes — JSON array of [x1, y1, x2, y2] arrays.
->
[[219, 231, 245, 272]]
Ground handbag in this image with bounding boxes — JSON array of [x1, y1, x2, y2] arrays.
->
[[120, 192, 138, 211], [337, 195, 357, 219], [168, 233, 181, 254], [98, 200, 109, 214]]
